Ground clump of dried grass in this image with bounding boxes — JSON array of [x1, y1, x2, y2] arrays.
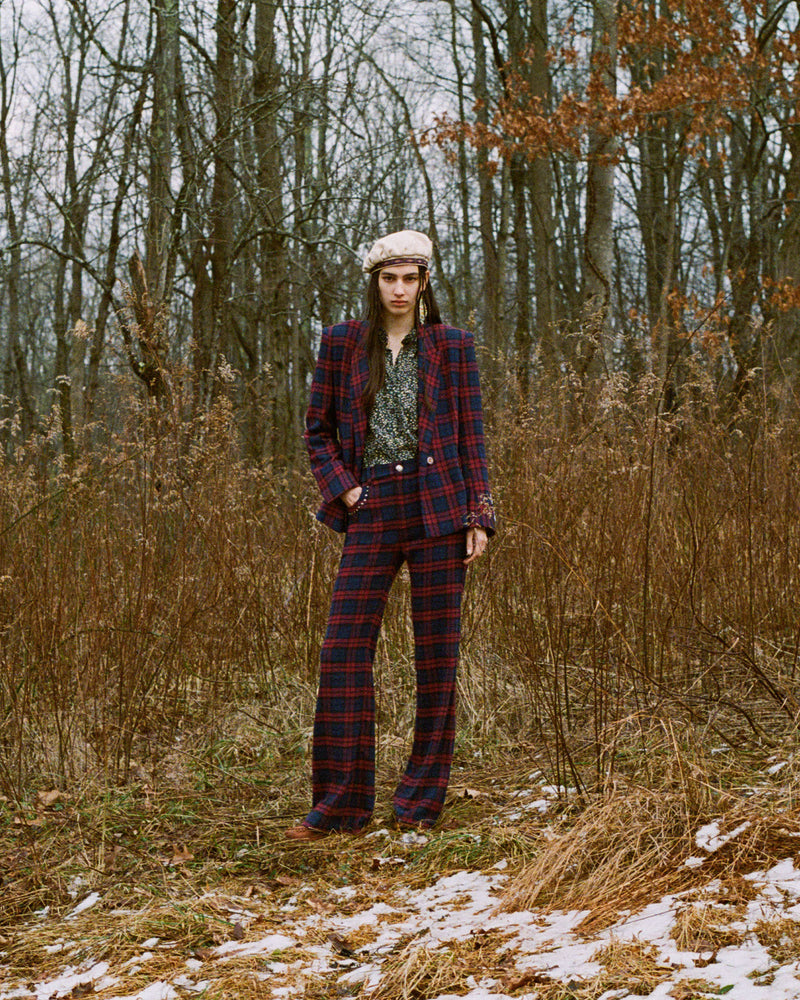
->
[[670, 903, 745, 952], [590, 938, 675, 994], [369, 943, 474, 999], [500, 747, 800, 933], [668, 979, 721, 999], [752, 915, 800, 964], [370, 930, 515, 1000], [533, 939, 674, 1000], [498, 786, 701, 924]]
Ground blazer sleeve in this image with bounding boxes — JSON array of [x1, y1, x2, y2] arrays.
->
[[458, 329, 497, 535], [304, 326, 360, 503]]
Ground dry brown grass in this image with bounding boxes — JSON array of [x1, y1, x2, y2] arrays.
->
[[498, 706, 800, 931], [369, 929, 516, 1000], [670, 903, 745, 952], [498, 785, 702, 926], [753, 915, 800, 964], [668, 979, 722, 999], [590, 938, 676, 994], [530, 938, 675, 1000]]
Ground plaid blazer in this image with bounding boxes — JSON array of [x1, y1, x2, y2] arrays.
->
[[305, 320, 496, 538]]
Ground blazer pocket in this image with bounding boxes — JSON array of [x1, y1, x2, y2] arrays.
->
[[347, 483, 371, 519]]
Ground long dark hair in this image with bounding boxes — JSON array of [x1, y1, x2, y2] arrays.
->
[[361, 266, 441, 415]]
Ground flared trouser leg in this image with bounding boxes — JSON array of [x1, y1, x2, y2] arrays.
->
[[393, 532, 466, 827], [304, 534, 402, 832]]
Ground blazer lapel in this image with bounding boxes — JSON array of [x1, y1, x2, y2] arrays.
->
[[417, 325, 440, 457], [350, 340, 370, 474]]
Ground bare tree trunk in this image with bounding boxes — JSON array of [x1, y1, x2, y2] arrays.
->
[[254, 0, 290, 461], [471, 6, 502, 359], [145, 0, 178, 307], [212, 0, 236, 370], [773, 123, 800, 381], [578, 0, 617, 379], [510, 154, 532, 392], [0, 20, 34, 442], [527, 0, 558, 375], [449, 0, 473, 323]]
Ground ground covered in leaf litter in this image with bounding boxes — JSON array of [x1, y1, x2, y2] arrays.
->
[[4, 770, 800, 999]]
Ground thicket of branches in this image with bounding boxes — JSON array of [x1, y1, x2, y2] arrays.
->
[[0, 0, 798, 462], [3, 371, 800, 799]]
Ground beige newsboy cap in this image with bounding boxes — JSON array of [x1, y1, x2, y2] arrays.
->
[[362, 230, 433, 274]]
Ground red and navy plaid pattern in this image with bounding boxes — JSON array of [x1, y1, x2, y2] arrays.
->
[[303, 465, 466, 833], [305, 321, 496, 538]]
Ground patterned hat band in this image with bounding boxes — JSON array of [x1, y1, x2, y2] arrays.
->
[[368, 255, 429, 273]]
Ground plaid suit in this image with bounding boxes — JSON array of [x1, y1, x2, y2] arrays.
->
[[302, 321, 495, 832], [306, 321, 495, 538]]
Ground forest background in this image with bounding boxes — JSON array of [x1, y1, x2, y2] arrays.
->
[[2, 0, 800, 819]]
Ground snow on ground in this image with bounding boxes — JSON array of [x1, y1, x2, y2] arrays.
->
[[4, 843, 800, 1000], [4, 771, 800, 1000]]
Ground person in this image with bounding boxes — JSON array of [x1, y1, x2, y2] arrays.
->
[[285, 230, 495, 842]]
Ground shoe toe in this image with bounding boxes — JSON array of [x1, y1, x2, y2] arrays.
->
[[284, 824, 328, 842]]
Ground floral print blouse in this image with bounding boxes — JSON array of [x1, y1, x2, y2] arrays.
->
[[362, 329, 418, 468]]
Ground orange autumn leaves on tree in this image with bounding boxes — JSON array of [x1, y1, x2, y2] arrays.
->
[[433, 0, 798, 163]]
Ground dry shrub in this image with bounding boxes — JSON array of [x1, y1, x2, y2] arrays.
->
[[753, 915, 800, 964], [501, 777, 800, 932], [498, 786, 702, 924], [670, 903, 745, 952], [4, 363, 800, 814]]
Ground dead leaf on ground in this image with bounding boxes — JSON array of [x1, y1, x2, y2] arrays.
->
[[307, 897, 336, 914], [162, 844, 195, 866], [12, 815, 43, 827], [694, 949, 720, 967], [371, 856, 406, 870], [503, 969, 554, 990], [68, 983, 94, 997], [328, 932, 356, 957], [36, 789, 63, 809], [231, 921, 245, 940], [450, 786, 486, 800]]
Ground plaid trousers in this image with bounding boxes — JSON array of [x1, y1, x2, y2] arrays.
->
[[303, 460, 467, 832]]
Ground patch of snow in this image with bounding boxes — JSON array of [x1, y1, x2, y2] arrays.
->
[[29, 961, 109, 1000], [121, 951, 154, 970], [400, 831, 429, 845], [66, 876, 87, 899], [695, 820, 751, 852], [213, 932, 295, 960], [66, 892, 101, 918], [540, 785, 575, 797], [115, 983, 177, 1000]]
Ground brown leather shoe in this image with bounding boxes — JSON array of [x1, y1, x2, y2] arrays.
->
[[284, 824, 328, 842]]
